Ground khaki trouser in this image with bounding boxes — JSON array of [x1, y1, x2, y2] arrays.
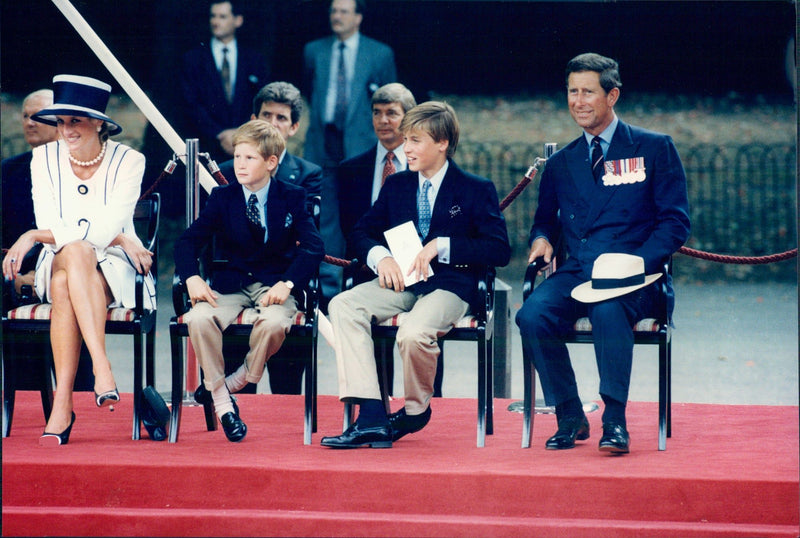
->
[[184, 282, 298, 391], [329, 278, 468, 414]]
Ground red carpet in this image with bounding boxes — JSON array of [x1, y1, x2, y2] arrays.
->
[[3, 391, 798, 538]]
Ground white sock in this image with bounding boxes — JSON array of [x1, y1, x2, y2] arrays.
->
[[225, 364, 248, 394], [212, 385, 234, 418]]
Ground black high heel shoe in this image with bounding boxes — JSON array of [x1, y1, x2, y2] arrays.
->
[[39, 412, 76, 446], [95, 387, 120, 408]]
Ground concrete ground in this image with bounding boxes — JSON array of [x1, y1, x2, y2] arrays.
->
[[106, 275, 798, 407]]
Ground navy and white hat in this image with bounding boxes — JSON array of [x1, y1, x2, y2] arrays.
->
[[31, 75, 122, 135]]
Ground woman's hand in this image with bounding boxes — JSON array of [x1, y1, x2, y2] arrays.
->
[[112, 233, 154, 275], [2, 230, 37, 281]]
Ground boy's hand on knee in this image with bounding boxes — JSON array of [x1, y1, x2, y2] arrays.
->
[[187, 275, 219, 307], [377, 256, 405, 292], [260, 282, 290, 306]]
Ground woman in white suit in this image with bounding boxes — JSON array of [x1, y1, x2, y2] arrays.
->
[[2, 75, 155, 445]]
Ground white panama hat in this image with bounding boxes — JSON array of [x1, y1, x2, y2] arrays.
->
[[571, 253, 662, 303], [31, 74, 122, 135]]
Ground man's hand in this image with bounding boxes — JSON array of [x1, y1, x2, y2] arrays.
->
[[527, 237, 553, 272], [376, 256, 406, 292], [186, 275, 219, 308], [407, 238, 438, 283], [217, 128, 237, 156], [260, 281, 291, 306]]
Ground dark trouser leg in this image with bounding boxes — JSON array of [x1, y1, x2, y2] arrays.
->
[[515, 269, 585, 407]]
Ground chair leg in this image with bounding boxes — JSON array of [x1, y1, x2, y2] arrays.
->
[[476, 331, 487, 448], [3, 343, 15, 438], [146, 326, 156, 388], [522, 352, 535, 448], [168, 323, 184, 443], [303, 335, 317, 445], [666, 337, 672, 438], [377, 339, 391, 414], [486, 335, 494, 436], [131, 329, 143, 441], [343, 402, 355, 432], [658, 339, 668, 451]]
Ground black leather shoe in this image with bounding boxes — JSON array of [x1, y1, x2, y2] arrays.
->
[[599, 422, 630, 454], [388, 406, 431, 441], [220, 411, 247, 442], [320, 422, 392, 449], [545, 414, 590, 450]]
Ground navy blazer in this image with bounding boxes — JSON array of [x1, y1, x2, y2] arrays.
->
[[218, 152, 323, 209], [351, 160, 511, 306], [336, 144, 379, 252], [175, 179, 324, 295], [530, 120, 690, 295], [181, 43, 268, 159], [302, 35, 396, 163]]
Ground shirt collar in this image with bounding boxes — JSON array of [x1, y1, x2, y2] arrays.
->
[[583, 114, 619, 148], [335, 32, 359, 52], [419, 159, 449, 193], [244, 179, 270, 207], [377, 143, 407, 170]]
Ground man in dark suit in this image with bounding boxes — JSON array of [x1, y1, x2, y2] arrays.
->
[[217, 81, 322, 395], [302, 0, 397, 307], [218, 81, 322, 209], [320, 102, 511, 449], [515, 53, 691, 454], [337, 82, 416, 251], [175, 120, 324, 442], [181, 0, 268, 162]]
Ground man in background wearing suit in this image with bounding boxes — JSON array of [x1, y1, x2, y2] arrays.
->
[[219, 81, 322, 211], [181, 0, 268, 162], [337, 82, 416, 250], [515, 53, 690, 454], [175, 120, 324, 442], [218, 81, 323, 395], [302, 0, 397, 309], [320, 102, 511, 449]]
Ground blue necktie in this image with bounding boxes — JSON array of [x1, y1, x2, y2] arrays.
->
[[246, 193, 262, 228], [418, 179, 432, 239], [334, 42, 347, 130], [591, 136, 605, 183]]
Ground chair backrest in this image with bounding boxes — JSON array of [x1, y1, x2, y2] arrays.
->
[[134, 193, 160, 281]]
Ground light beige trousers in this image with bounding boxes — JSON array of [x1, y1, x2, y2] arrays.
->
[[328, 278, 468, 414], [184, 282, 298, 391]]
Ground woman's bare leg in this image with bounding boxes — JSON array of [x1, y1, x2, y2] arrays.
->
[[45, 242, 114, 432]]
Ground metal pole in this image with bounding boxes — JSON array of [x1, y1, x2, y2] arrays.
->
[[183, 139, 201, 404]]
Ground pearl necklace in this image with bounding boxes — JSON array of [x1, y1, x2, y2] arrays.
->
[[69, 141, 107, 167]]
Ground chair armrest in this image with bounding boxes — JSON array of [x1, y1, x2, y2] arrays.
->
[[522, 257, 554, 301], [172, 274, 191, 316], [475, 266, 496, 324], [343, 258, 373, 291]]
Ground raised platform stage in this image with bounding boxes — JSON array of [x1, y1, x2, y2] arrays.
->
[[3, 392, 798, 537]]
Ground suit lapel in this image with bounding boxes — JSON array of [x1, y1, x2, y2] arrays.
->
[[276, 154, 300, 186], [429, 164, 459, 233]]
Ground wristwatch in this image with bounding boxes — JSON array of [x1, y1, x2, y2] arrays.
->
[[284, 280, 294, 290]]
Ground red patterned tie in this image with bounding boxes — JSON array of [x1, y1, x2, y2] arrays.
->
[[381, 151, 396, 186]]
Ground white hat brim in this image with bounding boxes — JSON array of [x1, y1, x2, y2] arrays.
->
[[571, 273, 662, 303]]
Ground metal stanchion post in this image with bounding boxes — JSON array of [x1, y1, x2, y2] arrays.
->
[[182, 139, 201, 405]]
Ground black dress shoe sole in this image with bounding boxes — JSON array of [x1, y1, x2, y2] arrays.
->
[[599, 443, 629, 454], [320, 438, 392, 449]]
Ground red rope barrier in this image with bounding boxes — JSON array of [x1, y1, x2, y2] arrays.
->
[[149, 157, 797, 268]]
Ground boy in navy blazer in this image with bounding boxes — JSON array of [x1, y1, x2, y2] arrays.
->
[[321, 102, 511, 449], [516, 53, 690, 454], [175, 120, 324, 442]]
